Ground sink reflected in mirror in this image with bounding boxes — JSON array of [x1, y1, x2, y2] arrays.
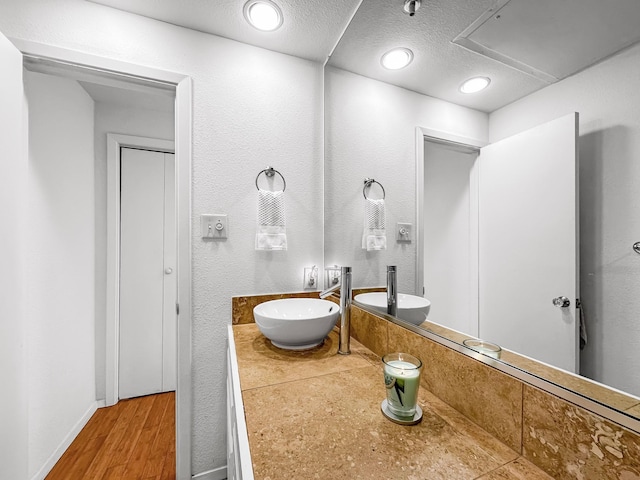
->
[[354, 292, 431, 326], [253, 298, 340, 350]]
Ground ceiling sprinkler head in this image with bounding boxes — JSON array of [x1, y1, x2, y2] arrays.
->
[[403, 0, 421, 16]]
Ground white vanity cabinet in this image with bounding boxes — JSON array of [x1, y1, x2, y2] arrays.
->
[[226, 325, 254, 480]]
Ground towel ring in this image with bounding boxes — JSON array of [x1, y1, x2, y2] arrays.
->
[[363, 178, 385, 199], [255, 166, 286, 192]]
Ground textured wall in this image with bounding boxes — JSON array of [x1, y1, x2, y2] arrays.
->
[[324, 66, 488, 293], [490, 42, 640, 397], [93, 101, 175, 401], [25, 71, 96, 478], [0, 1, 323, 474]]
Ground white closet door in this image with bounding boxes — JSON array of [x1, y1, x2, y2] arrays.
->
[[162, 152, 176, 392], [479, 113, 579, 373], [119, 148, 175, 399]]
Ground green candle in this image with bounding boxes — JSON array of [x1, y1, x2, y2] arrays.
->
[[383, 354, 422, 417]]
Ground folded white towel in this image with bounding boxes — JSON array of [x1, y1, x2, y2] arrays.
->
[[362, 198, 386, 251], [256, 189, 287, 251]]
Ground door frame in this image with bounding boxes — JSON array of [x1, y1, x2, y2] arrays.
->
[[13, 39, 193, 480], [106, 135, 175, 404]]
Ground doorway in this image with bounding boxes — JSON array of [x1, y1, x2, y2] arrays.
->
[[14, 38, 192, 479], [422, 139, 480, 337]]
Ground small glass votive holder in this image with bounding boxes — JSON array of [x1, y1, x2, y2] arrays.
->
[[463, 339, 502, 359], [381, 352, 423, 424]]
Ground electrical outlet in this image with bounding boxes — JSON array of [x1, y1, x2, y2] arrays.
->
[[201, 214, 228, 239], [324, 265, 341, 289], [303, 266, 318, 289]]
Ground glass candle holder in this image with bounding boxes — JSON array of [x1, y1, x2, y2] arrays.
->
[[382, 352, 423, 418], [463, 339, 502, 359]]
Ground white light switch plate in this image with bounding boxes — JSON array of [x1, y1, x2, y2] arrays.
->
[[397, 222, 412, 242], [201, 214, 228, 239]]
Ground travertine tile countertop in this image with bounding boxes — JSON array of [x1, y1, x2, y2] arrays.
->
[[232, 324, 552, 479]]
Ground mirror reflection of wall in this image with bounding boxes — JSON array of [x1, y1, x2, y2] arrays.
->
[[490, 42, 640, 397], [326, 0, 640, 412], [324, 66, 488, 293]]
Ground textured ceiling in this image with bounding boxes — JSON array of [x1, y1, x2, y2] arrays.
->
[[89, 0, 640, 113], [329, 0, 640, 112], [89, 0, 361, 63]]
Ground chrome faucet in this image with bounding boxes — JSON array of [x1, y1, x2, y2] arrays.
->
[[387, 265, 397, 316], [319, 266, 352, 355]]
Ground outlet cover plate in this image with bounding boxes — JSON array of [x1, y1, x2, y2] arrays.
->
[[303, 267, 318, 289]]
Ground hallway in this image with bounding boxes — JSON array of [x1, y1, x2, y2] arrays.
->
[[45, 392, 175, 480]]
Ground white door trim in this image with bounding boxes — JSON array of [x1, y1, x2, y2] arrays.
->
[[13, 39, 193, 480], [106, 135, 175, 406]]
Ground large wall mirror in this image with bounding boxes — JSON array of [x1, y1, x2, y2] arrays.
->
[[324, 0, 640, 423]]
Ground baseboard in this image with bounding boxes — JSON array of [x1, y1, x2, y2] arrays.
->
[[31, 400, 100, 480], [192, 465, 228, 480]]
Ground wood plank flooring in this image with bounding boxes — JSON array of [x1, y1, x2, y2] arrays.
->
[[46, 392, 175, 480]]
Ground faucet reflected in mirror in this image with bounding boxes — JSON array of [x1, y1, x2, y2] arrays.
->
[[386, 265, 397, 317]]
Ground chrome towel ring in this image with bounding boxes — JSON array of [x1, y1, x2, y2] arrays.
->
[[255, 166, 286, 192], [363, 178, 385, 199]]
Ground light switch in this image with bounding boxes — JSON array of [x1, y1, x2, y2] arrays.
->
[[397, 222, 412, 242], [201, 214, 228, 239]]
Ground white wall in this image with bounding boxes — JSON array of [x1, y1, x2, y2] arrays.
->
[[324, 66, 488, 292], [0, 33, 28, 480], [93, 100, 175, 401], [0, 2, 323, 474], [490, 42, 640, 396], [25, 71, 96, 478], [423, 141, 477, 334]]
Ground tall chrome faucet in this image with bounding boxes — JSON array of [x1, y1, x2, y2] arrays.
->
[[387, 265, 397, 316], [319, 266, 352, 355]]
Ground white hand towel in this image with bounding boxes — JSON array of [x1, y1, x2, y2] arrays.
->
[[256, 189, 287, 251], [362, 198, 386, 251]]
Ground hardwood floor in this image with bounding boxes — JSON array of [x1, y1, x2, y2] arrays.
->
[[46, 392, 175, 480]]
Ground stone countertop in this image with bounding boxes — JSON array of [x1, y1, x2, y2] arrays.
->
[[232, 324, 552, 480]]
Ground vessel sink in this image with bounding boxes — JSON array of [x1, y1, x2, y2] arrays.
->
[[354, 292, 431, 326], [253, 298, 340, 350]]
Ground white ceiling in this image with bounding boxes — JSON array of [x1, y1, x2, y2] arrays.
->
[[79, 81, 175, 113], [89, 0, 640, 113], [89, 0, 361, 63]]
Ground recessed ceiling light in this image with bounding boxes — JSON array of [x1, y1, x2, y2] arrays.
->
[[243, 0, 283, 32], [460, 76, 491, 94], [381, 48, 414, 70]]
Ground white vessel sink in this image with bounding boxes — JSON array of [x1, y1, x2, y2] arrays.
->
[[253, 298, 340, 350], [354, 292, 431, 326]]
